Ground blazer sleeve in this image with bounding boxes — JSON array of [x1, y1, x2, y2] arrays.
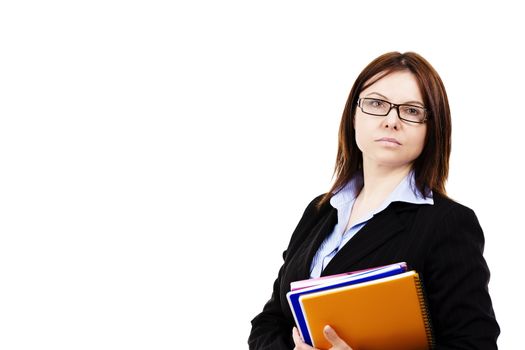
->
[[248, 250, 295, 350], [424, 204, 500, 349], [248, 196, 323, 350]]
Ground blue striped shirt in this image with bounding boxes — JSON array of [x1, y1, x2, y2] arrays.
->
[[309, 172, 434, 278]]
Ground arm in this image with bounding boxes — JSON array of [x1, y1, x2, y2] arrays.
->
[[249, 196, 325, 350], [248, 251, 295, 350], [424, 204, 500, 349]]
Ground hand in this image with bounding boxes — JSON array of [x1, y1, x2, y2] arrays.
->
[[292, 326, 353, 350]]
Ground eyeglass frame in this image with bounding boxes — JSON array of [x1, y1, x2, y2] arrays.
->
[[356, 97, 429, 124]]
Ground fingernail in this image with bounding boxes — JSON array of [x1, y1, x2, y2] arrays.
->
[[324, 325, 333, 333]]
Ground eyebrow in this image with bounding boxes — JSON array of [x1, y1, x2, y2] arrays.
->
[[365, 92, 425, 107]]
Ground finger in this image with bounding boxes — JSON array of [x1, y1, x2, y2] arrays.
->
[[292, 327, 303, 346], [323, 325, 352, 349], [293, 327, 316, 350]]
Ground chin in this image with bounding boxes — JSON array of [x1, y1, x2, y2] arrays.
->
[[373, 158, 414, 169]]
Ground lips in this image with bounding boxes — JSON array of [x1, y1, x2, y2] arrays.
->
[[376, 137, 402, 145]]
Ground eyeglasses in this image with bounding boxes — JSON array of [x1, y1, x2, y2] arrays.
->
[[357, 98, 429, 124]]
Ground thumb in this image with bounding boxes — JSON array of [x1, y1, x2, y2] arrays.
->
[[323, 325, 350, 348]]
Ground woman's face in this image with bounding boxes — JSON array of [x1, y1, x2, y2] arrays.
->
[[354, 70, 427, 170]]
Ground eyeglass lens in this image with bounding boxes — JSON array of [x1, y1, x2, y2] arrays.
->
[[360, 98, 425, 123]]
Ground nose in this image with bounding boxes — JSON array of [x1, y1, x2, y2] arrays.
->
[[383, 106, 400, 130]]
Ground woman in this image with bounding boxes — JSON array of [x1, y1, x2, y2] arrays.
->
[[248, 52, 500, 349]]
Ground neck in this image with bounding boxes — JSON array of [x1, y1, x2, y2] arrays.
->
[[358, 162, 412, 205]]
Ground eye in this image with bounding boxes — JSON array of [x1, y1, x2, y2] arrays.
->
[[403, 106, 423, 116], [364, 98, 385, 108], [407, 108, 421, 115]]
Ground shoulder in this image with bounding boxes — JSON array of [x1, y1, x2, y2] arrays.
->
[[399, 193, 484, 250], [390, 193, 479, 229], [418, 193, 485, 248], [420, 192, 479, 221], [285, 193, 335, 249], [300, 193, 334, 218]]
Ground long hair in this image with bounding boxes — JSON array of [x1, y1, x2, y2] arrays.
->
[[317, 52, 451, 209]]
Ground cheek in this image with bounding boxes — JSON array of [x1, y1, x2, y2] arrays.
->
[[409, 127, 427, 156], [353, 116, 367, 152]]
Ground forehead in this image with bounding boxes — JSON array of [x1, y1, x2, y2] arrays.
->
[[360, 70, 423, 103]]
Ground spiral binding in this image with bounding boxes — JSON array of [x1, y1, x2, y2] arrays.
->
[[414, 273, 436, 349]]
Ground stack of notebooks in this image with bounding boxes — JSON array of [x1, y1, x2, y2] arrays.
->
[[287, 262, 434, 350]]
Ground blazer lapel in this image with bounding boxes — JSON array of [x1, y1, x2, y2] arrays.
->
[[294, 207, 338, 280], [321, 204, 407, 276]]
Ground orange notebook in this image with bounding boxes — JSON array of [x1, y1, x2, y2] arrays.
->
[[299, 271, 433, 350]]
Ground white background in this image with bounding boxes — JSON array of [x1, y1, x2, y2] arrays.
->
[[1, 1, 523, 348]]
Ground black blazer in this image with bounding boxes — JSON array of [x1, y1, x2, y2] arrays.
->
[[249, 193, 500, 349]]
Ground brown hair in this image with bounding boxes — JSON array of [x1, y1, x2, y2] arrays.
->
[[317, 51, 451, 209]]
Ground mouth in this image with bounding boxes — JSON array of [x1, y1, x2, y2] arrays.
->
[[375, 137, 402, 145]]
